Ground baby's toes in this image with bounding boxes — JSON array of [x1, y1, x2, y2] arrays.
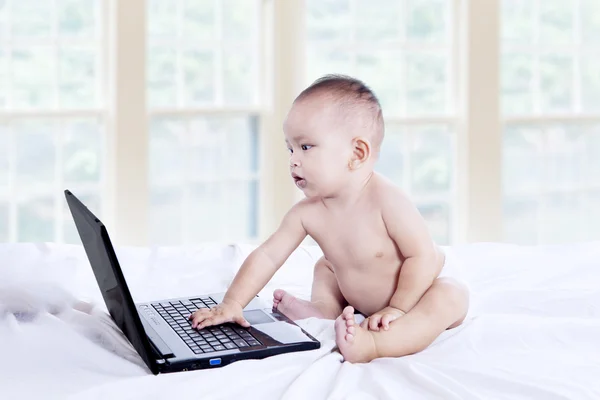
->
[[347, 325, 355, 335]]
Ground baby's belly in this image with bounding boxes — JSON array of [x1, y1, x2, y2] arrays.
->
[[336, 270, 400, 316]]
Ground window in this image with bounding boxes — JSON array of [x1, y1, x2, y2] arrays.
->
[[501, 0, 600, 244], [305, 0, 455, 244], [0, 0, 104, 243], [146, 0, 262, 245]]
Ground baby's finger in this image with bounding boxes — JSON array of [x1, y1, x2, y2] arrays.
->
[[369, 315, 381, 331], [195, 316, 219, 330], [190, 310, 212, 328], [234, 314, 251, 328], [381, 314, 396, 330]]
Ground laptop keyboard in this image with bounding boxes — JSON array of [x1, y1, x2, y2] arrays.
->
[[151, 297, 261, 354]]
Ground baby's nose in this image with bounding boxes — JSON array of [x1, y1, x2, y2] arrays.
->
[[289, 155, 301, 167]]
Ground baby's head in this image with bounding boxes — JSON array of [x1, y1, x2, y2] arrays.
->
[[284, 74, 384, 198]]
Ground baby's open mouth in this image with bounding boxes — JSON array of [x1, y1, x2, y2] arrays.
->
[[292, 173, 306, 188]]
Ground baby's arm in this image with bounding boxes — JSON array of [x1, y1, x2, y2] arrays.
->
[[382, 187, 439, 314], [223, 203, 308, 308], [191, 203, 308, 329]]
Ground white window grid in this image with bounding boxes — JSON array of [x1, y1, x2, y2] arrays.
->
[[304, 0, 458, 243], [0, 0, 105, 243], [502, 0, 600, 244], [147, 0, 263, 244]]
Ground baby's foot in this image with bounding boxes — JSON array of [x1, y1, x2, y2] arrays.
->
[[335, 306, 379, 363], [272, 289, 324, 321]]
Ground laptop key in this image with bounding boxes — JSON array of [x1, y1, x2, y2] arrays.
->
[[212, 345, 226, 351], [193, 348, 204, 354], [234, 339, 248, 347], [247, 340, 260, 346], [224, 342, 237, 349]]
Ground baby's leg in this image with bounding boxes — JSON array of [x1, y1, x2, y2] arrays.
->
[[335, 277, 469, 363], [273, 256, 347, 320]]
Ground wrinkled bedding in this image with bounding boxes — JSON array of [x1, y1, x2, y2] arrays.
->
[[1, 241, 599, 399]]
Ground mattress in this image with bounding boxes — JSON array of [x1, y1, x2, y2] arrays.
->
[[1, 240, 599, 399]]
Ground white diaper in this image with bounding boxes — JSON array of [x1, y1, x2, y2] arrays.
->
[[438, 247, 468, 285]]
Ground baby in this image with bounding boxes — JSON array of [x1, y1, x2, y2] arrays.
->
[[190, 75, 470, 363]]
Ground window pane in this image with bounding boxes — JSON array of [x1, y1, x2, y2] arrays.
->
[[583, 190, 600, 241], [406, 0, 447, 43], [149, 116, 259, 243], [17, 196, 54, 242], [503, 196, 540, 244], [585, 125, 600, 186], [147, 0, 177, 39], [0, 201, 7, 242], [0, 2, 7, 42], [0, 125, 8, 187], [543, 125, 587, 189], [0, 48, 7, 108], [581, 0, 600, 44], [59, 47, 96, 108], [63, 119, 102, 184], [149, 186, 183, 245], [12, 47, 55, 109], [581, 57, 600, 113], [149, 117, 186, 185], [501, 0, 533, 44], [181, 48, 215, 106], [405, 52, 447, 115], [501, 53, 533, 115], [182, 0, 214, 41], [187, 116, 258, 178], [354, 0, 402, 42], [503, 125, 544, 195], [417, 202, 449, 245], [306, 0, 351, 43], [539, 193, 583, 244], [57, 0, 96, 39], [187, 182, 223, 242], [306, 47, 353, 83], [376, 125, 406, 186], [222, 0, 257, 42], [223, 47, 254, 106], [147, 46, 177, 108], [411, 126, 452, 194], [355, 50, 402, 114], [10, 0, 52, 39], [538, 0, 573, 45], [15, 121, 56, 188], [539, 54, 573, 113]]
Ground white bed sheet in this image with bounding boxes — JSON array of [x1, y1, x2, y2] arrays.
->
[[1, 240, 599, 399]]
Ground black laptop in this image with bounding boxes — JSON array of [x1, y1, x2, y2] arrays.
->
[[65, 190, 320, 374]]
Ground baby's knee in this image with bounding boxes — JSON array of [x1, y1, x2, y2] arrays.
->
[[431, 278, 470, 311]]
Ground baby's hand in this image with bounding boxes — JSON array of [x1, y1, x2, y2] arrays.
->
[[188, 299, 250, 330], [361, 306, 406, 331]]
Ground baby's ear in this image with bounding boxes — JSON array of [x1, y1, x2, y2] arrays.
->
[[349, 136, 371, 169]]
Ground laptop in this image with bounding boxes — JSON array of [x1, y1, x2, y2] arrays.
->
[[64, 189, 320, 374]]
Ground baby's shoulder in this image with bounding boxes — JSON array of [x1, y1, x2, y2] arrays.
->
[[371, 173, 410, 204], [289, 196, 323, 217]]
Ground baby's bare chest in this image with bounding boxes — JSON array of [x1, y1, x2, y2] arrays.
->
[[307, 210, 402, 272]]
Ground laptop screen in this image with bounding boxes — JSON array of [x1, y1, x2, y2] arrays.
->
[[65, 190, 158, 374]]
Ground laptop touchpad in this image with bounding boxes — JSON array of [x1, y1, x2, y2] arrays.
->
[[243, 310, 274, 325]]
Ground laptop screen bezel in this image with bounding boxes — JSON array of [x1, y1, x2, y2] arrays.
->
[[65, 190, 159, 375]]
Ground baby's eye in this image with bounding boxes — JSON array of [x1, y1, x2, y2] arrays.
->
[[287, 147, 293, 154], [301, 144, 313, 151]]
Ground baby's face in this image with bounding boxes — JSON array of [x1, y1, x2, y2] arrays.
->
[[283, 99, 354, 197]]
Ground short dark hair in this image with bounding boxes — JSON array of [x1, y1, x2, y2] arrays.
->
[[295, 74, 385, 154]]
